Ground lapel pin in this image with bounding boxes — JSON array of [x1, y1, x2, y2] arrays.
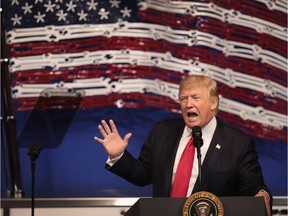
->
[[216, 144, 221, 149]]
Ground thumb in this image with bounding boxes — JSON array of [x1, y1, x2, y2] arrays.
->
[[123, 133, 132, 144]]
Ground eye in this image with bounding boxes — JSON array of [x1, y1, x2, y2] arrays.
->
[[193, 95, 201, 100], [179, 97, 188, 102]]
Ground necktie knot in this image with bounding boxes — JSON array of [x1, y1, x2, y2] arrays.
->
[[187, 135, 194, 147]]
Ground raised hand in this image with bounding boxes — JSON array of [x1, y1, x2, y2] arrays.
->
[[94, 119, 132, 159]]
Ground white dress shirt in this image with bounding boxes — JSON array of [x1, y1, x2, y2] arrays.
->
[[171, 117, 217, 196]]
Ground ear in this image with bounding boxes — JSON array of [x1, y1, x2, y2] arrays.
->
[[210, 97, 218, 111]]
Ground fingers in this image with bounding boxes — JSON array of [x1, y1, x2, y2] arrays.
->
[[255, 192, 271, 216], [101, 120, 112, 134], [97, 119, 115, 138], [94, 136, 104, 144], [98, 124, 107, 139], [109, 119, 118, 133], [95, 119, 119, 142]]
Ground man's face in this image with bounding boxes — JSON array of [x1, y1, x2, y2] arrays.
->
[[179, 85, 217, 129]]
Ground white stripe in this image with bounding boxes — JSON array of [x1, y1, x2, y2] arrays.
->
[[6, 22, 287, 71], [9, 50, 287, 101]]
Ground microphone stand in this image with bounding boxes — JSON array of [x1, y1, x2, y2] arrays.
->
[[27, 144, 42, 216], [193, 137, 203, 191]]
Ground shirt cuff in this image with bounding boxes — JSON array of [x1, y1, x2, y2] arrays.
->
[[106, 152, 124, 167]]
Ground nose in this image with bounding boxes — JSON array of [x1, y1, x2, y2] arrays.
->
[[186, 97, 195, 108]]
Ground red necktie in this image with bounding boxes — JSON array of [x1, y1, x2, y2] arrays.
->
[[170, 136, 195, 197]]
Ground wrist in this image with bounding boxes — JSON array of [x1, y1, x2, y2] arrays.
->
[[109, 152, 124, 160]]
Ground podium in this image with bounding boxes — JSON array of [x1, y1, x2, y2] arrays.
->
[[124, 197, 267, 216]]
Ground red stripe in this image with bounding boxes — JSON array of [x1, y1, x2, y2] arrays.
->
[[209, 0, 287, 27], [9, 20, 287, 58], [11, 65, 287, 115], [9, 37, 287, 87], [138, 2, 287, 27]]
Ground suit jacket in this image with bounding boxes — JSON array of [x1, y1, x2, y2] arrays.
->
[[107, 118, 271, 200]]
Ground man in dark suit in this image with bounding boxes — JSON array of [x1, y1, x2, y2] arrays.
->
[[94, 75, 271, 215]]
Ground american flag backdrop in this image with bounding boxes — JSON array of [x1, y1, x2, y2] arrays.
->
[[2, 0, 287, 141], [1, 0, 287, 197]]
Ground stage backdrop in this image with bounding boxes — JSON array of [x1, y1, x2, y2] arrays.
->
[[2, 0, 287, 198]]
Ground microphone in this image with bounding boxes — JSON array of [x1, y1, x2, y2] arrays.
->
[[192, 126, 203, 148], [192, 126, 203, 191]]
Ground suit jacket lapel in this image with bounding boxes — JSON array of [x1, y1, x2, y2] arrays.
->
[[164, 125, 184, 196], [192, 120, 226, 193]]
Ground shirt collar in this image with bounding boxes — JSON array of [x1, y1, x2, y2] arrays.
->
[[183, 117, 217, 138]]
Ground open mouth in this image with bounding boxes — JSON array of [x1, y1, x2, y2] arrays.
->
[[187, 112, 198, 118]]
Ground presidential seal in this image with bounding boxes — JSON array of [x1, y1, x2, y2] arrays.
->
[[183, 191, 224, 216]]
